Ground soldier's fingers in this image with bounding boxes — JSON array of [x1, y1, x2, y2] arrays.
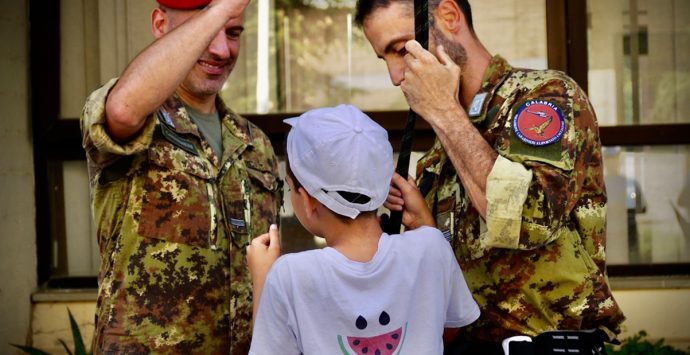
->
[[436, 45, 451, 66], [407, 176, 418, 188], [405, 40, 434, 63], [437, 45, 462, 76]]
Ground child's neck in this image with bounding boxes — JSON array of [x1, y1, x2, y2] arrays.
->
[[322, 214, 383, 263]]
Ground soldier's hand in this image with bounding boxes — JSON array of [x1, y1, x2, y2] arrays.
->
[[209, 0, 250, 20], [400, 41, 463, 127], [246, 224, 281, 285]]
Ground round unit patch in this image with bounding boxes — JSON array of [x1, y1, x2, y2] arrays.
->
[[512, 100, 565, 146]]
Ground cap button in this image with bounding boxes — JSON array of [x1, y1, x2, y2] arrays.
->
[[354, 127, 363, 133]]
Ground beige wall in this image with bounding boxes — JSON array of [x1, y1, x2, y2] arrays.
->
[[613, 287, 690, 349], [0, 0, 37, 353]]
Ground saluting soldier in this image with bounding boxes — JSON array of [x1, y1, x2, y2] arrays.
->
[[80, 0, 282, 353], [354, 0, 625, 353]]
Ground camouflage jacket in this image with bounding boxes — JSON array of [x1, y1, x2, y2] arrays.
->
[[81, 79, 282, 354], [416, 56, 625, 341]]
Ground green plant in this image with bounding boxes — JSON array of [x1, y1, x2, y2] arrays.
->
[[11, 309, 88, 355], [606, 330, 690, 355]]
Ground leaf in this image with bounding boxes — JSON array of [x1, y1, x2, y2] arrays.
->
[[59, 339, 74, 355], [9, 344, 51, 355], [67, 308, 88, 355]]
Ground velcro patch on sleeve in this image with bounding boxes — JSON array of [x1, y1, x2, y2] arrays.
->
[[512, 100, 565, 147]]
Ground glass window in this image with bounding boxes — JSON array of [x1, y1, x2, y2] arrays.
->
[[221, 0, 548, 113], [603, 146, 690, 265], [588, 0, 690, 126]]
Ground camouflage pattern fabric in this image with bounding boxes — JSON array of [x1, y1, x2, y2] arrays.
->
[[416, 56, 625, 342], [81, 78, 282, 354]]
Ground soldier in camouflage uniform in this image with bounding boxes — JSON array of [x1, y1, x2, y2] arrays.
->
[[356, 0, 624, 352], [80, 0, 281, 353]]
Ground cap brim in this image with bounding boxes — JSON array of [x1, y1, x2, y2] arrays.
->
[[283, 117, 299, 127]]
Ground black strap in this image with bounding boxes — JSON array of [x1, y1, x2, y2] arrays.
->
[[384, 0, 429, 234]]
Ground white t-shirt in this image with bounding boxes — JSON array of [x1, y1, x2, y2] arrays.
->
[[250, 226, 480, 355]]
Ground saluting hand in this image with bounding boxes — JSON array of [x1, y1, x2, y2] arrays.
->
[[209, 0, 250, 19]]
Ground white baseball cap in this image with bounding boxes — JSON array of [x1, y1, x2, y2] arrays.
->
[[285, 104, 394, 219]]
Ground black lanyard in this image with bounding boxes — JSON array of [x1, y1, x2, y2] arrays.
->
[[384, 0, 429, 234]]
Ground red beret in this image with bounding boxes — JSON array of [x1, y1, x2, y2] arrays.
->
[[157, 0, 211, 10]]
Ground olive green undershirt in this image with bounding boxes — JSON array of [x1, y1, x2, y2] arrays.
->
[[185, 105, 222, 158]]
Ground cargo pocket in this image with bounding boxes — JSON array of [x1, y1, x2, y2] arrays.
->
[[138, 139, 214, 247], [226, 159, 279, 248]]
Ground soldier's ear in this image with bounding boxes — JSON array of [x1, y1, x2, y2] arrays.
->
[[435, 0, 464, 34], [151, 7, 169, 39]]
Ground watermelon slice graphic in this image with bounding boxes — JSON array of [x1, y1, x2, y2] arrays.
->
[[337, 323, 407, 355]]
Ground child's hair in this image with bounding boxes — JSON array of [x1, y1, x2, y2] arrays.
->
[[283, 105, 391, 220]]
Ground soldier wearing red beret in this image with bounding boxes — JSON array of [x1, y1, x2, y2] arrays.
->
[[157, 0, 212, 10], [81, 0, 283, 353]]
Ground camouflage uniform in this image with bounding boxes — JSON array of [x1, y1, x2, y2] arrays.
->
[[416, 56, 625, 342], [81, 78, 282, 354]]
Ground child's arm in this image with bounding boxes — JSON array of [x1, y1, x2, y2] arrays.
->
[[246, 224, 281, 324], [384, 172, 436, 229]]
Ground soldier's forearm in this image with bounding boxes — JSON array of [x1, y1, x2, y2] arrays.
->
[[430, 107, 496, 218], [105, 5, 238, 142]]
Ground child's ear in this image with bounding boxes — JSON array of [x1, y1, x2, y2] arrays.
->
[[298, 187, 318, 218]]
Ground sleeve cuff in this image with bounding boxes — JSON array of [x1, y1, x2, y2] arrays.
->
[[83, 78, 157, 158], [481, 155, 533, 249]]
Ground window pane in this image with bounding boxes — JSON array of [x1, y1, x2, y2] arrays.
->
[[603, 145, 690, 265], [588, 0, 690, 126], [222, 0, 548, 113], [62, 161, 100, 276]]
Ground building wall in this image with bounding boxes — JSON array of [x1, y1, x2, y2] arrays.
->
[[0, 0, 37, 353]]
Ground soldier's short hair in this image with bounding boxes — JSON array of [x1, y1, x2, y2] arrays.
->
[[354, 0, 474, 32]]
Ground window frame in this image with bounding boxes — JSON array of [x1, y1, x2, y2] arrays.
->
[[30, 0, 690, 286]]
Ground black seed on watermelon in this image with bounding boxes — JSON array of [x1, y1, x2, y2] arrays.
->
[[379, 311, 390, 326], [347, 326, 403, 355]]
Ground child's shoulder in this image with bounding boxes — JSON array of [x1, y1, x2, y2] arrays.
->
[[270, 248, 326, 276], [398, 226, 447, 245], [389, 226, 452, 256]]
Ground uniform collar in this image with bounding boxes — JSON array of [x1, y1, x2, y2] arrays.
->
[[467, 55, 513, 124], [157, 95, 255, 166]]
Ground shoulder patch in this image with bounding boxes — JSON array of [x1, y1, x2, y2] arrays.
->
[[512, 100, 565, 147]]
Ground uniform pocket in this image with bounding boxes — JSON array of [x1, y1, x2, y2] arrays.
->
[[137, 139, 214, 246], [224, 160, 280, 248]]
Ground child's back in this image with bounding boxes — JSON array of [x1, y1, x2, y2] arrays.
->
[[248, 105, 479, 355]]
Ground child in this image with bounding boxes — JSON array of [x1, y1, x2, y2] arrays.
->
[[247, 104, 479, 354]]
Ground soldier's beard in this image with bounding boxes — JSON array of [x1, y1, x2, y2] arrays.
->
[[430, 24, 468, 69]]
